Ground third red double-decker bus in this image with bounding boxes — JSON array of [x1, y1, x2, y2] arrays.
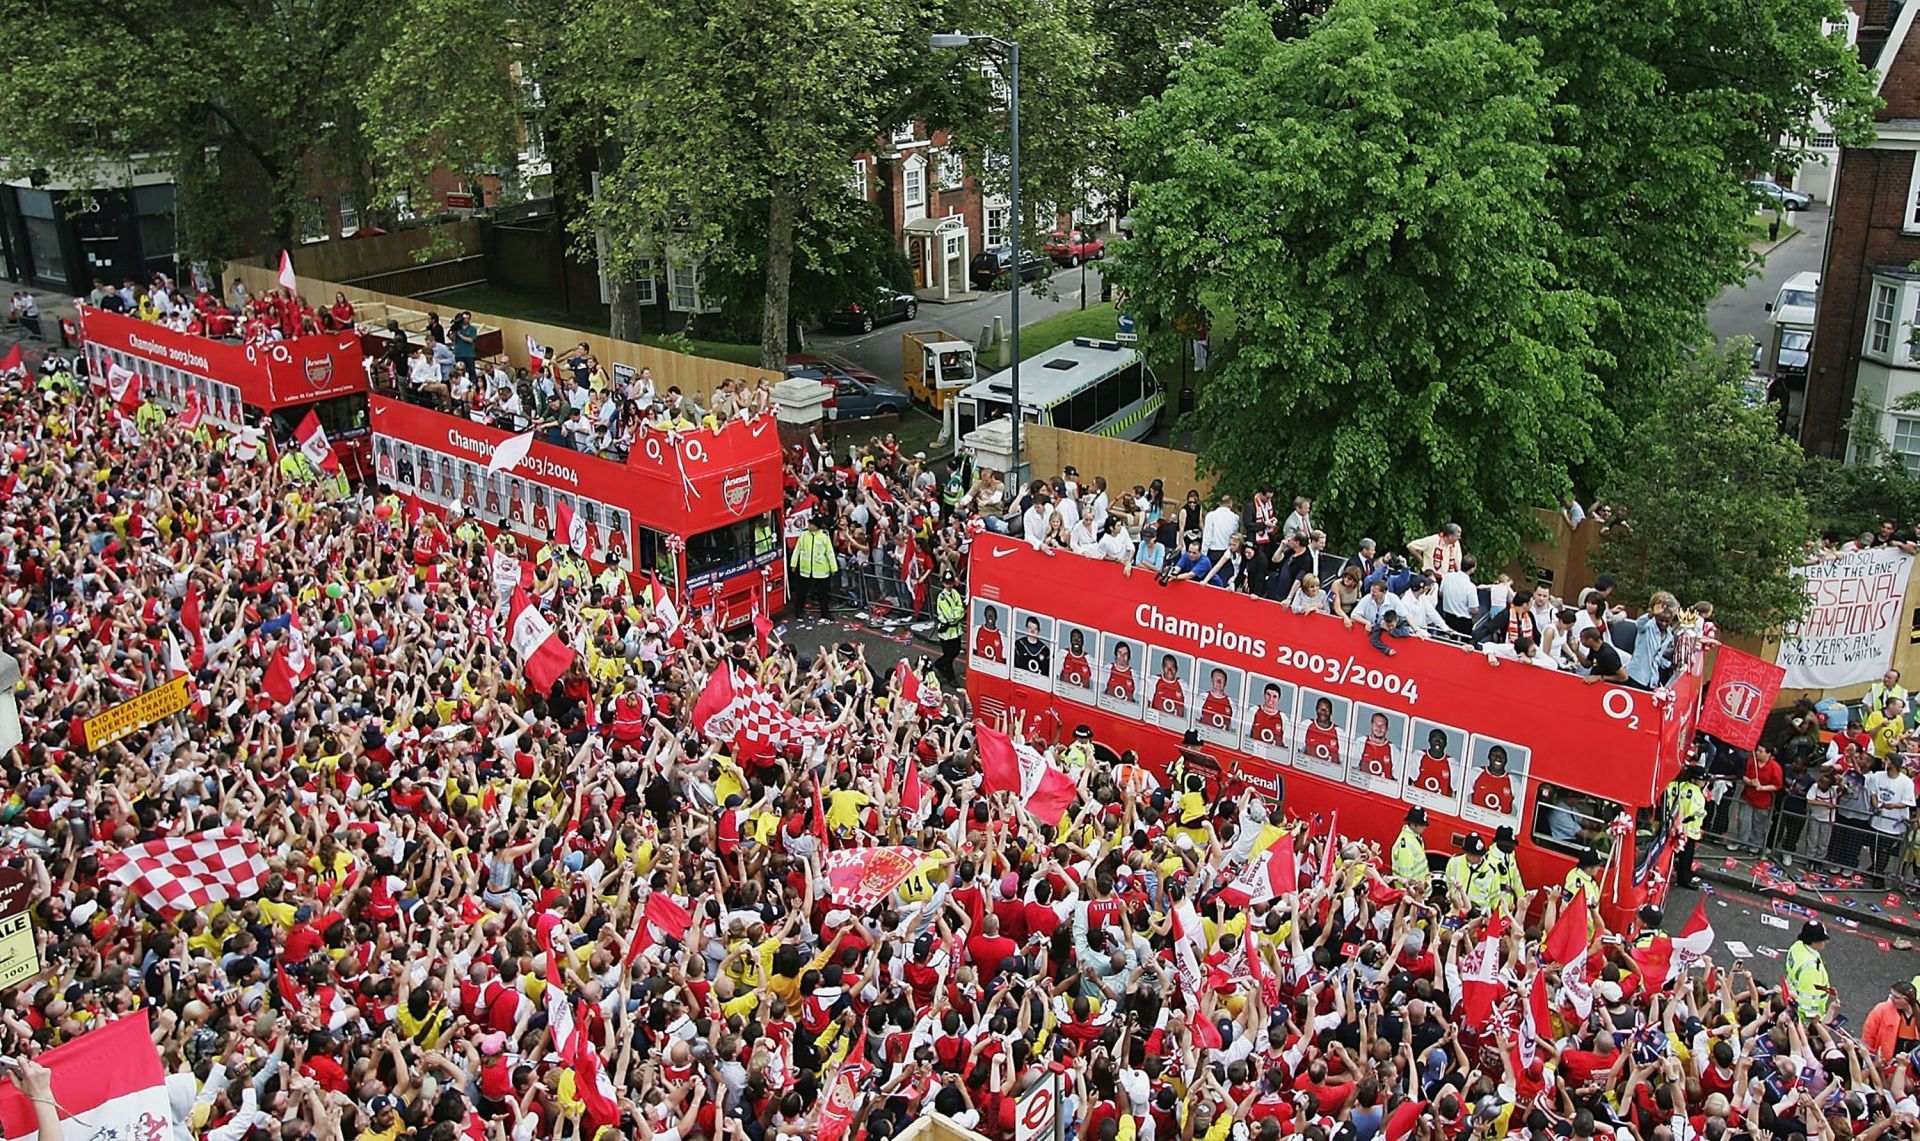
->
[[965, 534, 1702, 930], [369, 395, 785, 625], [75, 304, 373, 478]]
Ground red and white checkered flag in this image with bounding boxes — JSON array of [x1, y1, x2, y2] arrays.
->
[[690, 665, 833, 752], [101, 825, 270, 916]]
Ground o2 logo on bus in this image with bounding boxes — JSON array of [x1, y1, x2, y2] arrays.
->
[[1602, 688, 1640, 730]]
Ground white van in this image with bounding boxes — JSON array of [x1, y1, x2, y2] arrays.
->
[[1765, 271, 1818, 327], [954, 338, 1164, 443]]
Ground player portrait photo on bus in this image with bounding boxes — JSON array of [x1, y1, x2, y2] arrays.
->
[[1241, 675, 1296, 765], [1345, 704, 1409, 797], [1462, 737, 1530, 828], [1096, 632, 1145, 717], [1401, 719, 1468, 815], [1145, 647, 1195, 730], [1011, 611, 1054, 688], [1293, 688, 1351, 779], [1193, 660, 1246, 749], [969, 599, 1011, 678], [1054, 621, 1098, 697]]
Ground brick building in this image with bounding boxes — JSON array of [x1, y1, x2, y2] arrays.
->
[[850, 125, 1004, 302], [1801, 0, 1920, 460]]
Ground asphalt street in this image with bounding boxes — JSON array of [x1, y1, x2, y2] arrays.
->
[[1708, 207, 1829, 347]]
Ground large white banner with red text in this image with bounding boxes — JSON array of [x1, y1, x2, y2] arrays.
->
[[1777, 547, 1915, 691]]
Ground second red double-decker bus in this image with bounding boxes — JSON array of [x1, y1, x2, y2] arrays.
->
[[965, 534, 1702, 930], [75, 305, 373, 478], [369, 396, 785, 625]]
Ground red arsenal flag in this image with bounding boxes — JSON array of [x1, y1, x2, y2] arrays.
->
[[554, 499, 588, 556], [1697, 646, 1785, 751], [179, 388, 204, 429], [507, 587, 576, 694], [0, 1016, 171, 1141], [975, 722, 1078, 822], [0, 344, 23, 381], [293, 409, 341, 474]]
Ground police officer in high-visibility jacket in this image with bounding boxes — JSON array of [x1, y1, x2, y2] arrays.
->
[[933, 573, 966, 683], [790, 514, 839, 620], [1393, 808, 1431, 895], [1663, 765, 1709, 889], [1445, 834, 1497, 913], [1489, 826, 1527, 914], [1785, 921, 1835, 1020], [1562, 848, 1605, 936]]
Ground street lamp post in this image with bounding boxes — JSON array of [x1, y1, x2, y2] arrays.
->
[[932, 31, 1022, 478]]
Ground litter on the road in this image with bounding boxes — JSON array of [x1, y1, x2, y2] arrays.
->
[[1724, 939, 1752, 959], [1759, 913, 1790, 929]]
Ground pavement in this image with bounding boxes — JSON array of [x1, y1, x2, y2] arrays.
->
[[0, 278, 79, 364]]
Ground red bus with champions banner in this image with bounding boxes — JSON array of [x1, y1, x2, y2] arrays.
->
[[369, 395, 785, 625], [964, 534, 1703, 929], [75, 305, 373, 478]]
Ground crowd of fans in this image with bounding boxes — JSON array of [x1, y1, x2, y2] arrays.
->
[[0, 353, 1915, 1141]]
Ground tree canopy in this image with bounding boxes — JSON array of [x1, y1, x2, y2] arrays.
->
[[1591, 344, 1813, 635], [1107, 0, 1607, 559]]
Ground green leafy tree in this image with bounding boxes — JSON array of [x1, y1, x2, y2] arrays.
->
[[1499, 0, 1876, 465], [1591, 343, 1812, 635], [0, 0, 384, 262], [1107, 0, 1605, 560]]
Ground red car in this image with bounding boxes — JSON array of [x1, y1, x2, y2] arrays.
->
[[1043, 229, 1105, 266]]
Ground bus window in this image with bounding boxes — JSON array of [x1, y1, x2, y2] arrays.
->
[[687, 513, 776, 578], [640, 528, 679, 587], [1093, 370, 1121, 423], [1054, 390, 1091, 432], [1118, 361, 1143, 405], [1531, 783, 1622, 857]]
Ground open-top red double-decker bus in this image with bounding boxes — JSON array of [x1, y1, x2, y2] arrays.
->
[[369, 396, 785, 625], [965, 534, 1702, 931], [76, 305, 373, 478]]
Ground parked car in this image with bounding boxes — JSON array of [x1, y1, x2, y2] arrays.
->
[[1042, 229, 1105, 266], [825, 288, 917, 333], [969, 246, 1052, 291], [1747, 179, 1812, 211], [784, 357, 911, 420]]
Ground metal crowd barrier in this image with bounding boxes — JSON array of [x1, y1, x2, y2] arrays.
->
[[1700, 789, 1918, 889]]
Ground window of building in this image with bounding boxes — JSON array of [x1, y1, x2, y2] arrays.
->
[[1870, 282, 1897, 356], [1906, 153, 1920, 233], [634, 257, 657, 306], [338, 196, 360, 237], [903, 160, 926, 208], [299, 197, 329, 244], [986, 204, 1009, 250], [1811, 133, 1837, 150], [667, 259, 717, 314], [891, 123, 917, 146], [936, 148, 962, 190], [1894, 418, 1920, 474], [849, 160, 868, 201]]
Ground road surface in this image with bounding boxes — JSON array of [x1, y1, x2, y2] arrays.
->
[[1708, 208, 1828, 348]]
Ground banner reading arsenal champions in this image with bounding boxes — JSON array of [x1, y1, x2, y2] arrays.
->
[[966, 535, 1696, 885], [1776, 547, 1916, 690]]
